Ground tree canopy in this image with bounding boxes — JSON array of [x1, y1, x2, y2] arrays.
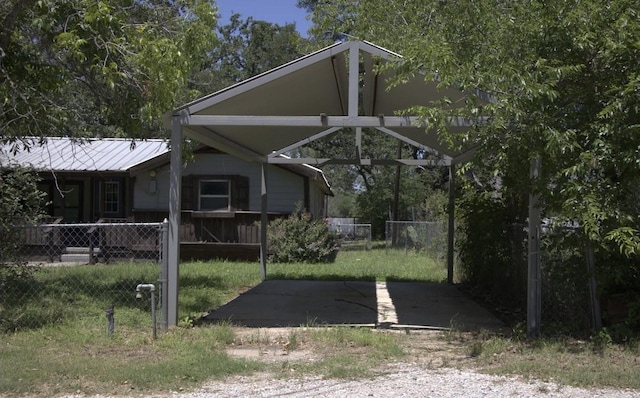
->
[[309, 0, 640, 255], [1, 0, 217, 145], [191, 14, 305, 94]]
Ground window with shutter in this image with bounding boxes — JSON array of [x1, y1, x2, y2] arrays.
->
[[183, 175, 249, 213], [199, 180, 230, 211]]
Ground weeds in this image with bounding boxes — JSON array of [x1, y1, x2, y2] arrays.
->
[[466, 332, 640, 390], [590, 328, 613, 354], [3, 250, 640, 396], [308, 327, 406, 362], [443, 316, 464, 343], [286, 330, 300, 351]]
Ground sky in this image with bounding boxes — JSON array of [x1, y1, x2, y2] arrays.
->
[[215, 0, 313, 36]]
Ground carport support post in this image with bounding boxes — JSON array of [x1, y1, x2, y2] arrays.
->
[[260, 163, 268, 280], [167, 114, 183, 327], [447, 164, 456, 284], [527, 157, 542, 339]]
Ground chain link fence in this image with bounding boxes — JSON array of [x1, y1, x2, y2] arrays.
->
[[328, 222, 372, 251], [495, 223, 598, 335], [1, 221, 168, 334], [539, 225, 597, 334], [385, 221, 446, 259]]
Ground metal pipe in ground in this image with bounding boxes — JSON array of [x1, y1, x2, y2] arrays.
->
[[136, 283, 157, 339], [105, 304, 114, 337]]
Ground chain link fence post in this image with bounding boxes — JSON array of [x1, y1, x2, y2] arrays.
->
[[159, 219, 169, 331]]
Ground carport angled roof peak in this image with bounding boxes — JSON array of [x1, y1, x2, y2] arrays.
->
[[168, 40, 487, 165], [173, 41, 405, 115]]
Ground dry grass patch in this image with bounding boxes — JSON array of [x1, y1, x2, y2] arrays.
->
[[454, 332, 640, 390], [225, 326, 410, 379]]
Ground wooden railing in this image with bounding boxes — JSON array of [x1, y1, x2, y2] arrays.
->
[[88, 218, 159, 264], [21, 217, 64, 262]]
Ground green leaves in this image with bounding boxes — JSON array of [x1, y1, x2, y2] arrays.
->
[[198, 14, 304, 93], [605, 228, 640, 257], [308, 0, 640, 263], [267, 210, 339, 263], [1, 0, 219, 139]]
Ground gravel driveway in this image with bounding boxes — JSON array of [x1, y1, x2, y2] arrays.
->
[[147, 363, 639, 398]]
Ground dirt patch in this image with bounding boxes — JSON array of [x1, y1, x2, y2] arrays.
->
[[225, 326, 476, 369], [226, 346, 315, 363], [401, 329, 479, 369], [227, 327, 320, 363]]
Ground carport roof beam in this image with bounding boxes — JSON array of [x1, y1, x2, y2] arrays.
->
[[180, 115, 482, 129], [268, 127, 342, 159], [376, 126, 452, 161], [180, 115, 417, 127], [267, 157, 450, 166], [186, 125, 265, 162]]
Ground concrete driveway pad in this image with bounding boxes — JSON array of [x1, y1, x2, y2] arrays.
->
[[204, 280, 507, 332]]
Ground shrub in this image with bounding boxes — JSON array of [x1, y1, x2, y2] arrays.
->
[[0, 166, 46, 262], [0, 166, 46, 330], [267, 211, 339, 263]]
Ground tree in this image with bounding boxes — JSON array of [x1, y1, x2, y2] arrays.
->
[[0, 0, 218, 144], [0, 167, 46, 309], [191, 14, 306, 94], [305, 1, 640, 332], [310, 0, 640, 254], [297, 0, 357, 43]]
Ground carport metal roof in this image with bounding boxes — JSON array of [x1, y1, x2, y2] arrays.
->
[[167, 40, 486, 167]]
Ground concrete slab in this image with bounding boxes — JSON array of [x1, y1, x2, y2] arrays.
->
[[204, 280, 507, 332], [385, 281, 506, 331], [205, 280, 377, 327]]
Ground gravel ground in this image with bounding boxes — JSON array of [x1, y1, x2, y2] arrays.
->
[[58, 328, 639, 398], [134, 363, 639, 398]]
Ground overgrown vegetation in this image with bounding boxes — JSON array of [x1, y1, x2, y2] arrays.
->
[[459, 331, 640, 390], [455, 182, 640, 338], [299, 327, 406, 378], [2, 251, 639, 396], [1, 322, 264, 396], [0, 250, 433, 395], [0, 166, 46, 331], [307, 0, 640, 341], [0, 260, 262, 333], [455, 190, 527, 304], [1, 260, 265, 395], [2, 262, 160, 333], [267, 210, 339, 263]]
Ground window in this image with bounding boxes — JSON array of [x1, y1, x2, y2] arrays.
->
[[104, 181, 120, 214], [199, 180, 230, 211]]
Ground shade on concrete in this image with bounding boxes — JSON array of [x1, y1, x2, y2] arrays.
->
[[204, 280, 507, 333]]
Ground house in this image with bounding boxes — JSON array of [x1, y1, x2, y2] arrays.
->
[[0, 136, 332, 259]]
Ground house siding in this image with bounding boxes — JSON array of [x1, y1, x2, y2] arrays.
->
[[132, 153, 318, 215]]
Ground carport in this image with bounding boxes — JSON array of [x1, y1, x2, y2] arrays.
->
[[164, 40, 541, 335]]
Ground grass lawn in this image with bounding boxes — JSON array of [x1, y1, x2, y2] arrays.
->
[[1, 247, 639, 396], [266, 248, 447, 283]]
